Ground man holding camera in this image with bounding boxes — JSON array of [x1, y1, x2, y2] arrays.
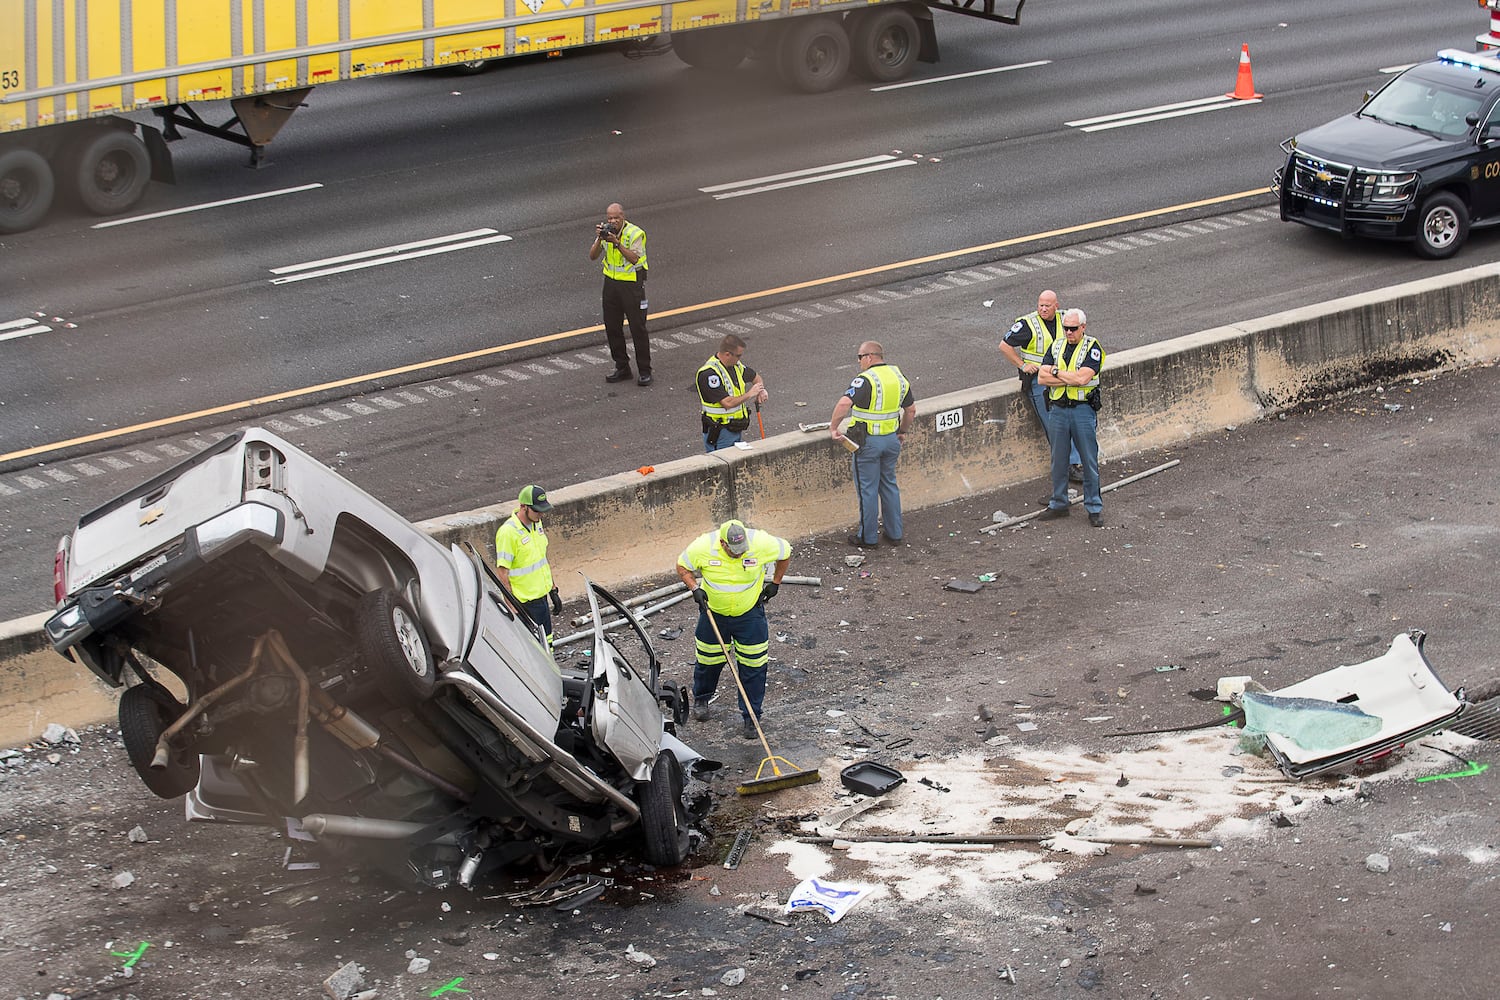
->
[[1037, 309, 1107, 527], [589, 203, 652, 386], [696, 334, 767, 452]]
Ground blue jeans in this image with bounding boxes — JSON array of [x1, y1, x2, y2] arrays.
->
[[1046, 404, 1101, 513], [1027, 378, 1079, 465], [519, 595, 552, 646], [693, 604, 769, 720], [853, 431, 903, 543], [703, 426, 744, 453]]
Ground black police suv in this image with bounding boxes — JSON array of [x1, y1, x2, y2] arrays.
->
[[1276, 49, 1500, 259]]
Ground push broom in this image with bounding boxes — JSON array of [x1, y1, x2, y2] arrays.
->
[[703, 606, 821, 796]]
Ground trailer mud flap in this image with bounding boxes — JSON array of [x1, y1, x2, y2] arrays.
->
[[142, 124, 175, 185]]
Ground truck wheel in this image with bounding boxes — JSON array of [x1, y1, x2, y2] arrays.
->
[[671, 29, 751, 72], [357, 589, 437, 702], [0, 148, 56, 234], [68, 128, 151, 216], [1414, 192, 1468, 259], [777, 15, 850, 94], [119, 684, 201, 799], [849, 8, 919, 83], [638, 751, 691, 866]]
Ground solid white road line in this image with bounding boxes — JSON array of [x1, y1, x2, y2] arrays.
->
[[871, 59, 1051, 92], [270, 228, 501, 274], [91, 184, 324, 228], [1068, 96, 1260, 133], [702, 155, 916, 201], [269, 232, 512, 284], [0, 322, 51, 343]]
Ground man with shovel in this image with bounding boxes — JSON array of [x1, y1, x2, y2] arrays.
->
[[676, 519, 790, 739]]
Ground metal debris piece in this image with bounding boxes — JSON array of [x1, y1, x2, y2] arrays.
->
[[943, 578, 983, 593], [657, 626, 683, 640], [745, 907, 791, 926], [1154, 664, 1182, 673], [918, 777, 951, 793], [724, 829, 753, 870]]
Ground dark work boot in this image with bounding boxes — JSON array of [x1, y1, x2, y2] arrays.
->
[[605, 367, 633, 383]]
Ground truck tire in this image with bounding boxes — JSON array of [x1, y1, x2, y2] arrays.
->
[[357, 589, 437, 703], [776, 15, 850, 94], [0, 148, 56, 234], [671, 29, 750, 72], [638, 751, 691, 866], [119, 684, 201, 799], [848, 7, 919, 83], [68, 127, 151, 216], [1413, 192, 1468, 259]]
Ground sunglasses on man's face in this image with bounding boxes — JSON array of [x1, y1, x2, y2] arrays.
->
[[1063, 325, 1080, 332]]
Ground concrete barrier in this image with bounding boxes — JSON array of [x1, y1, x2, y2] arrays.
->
[[6, 262, 1500, 745]]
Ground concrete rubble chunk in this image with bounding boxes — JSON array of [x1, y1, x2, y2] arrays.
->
[[322, 960, 365, 1000], [41, 723, 80, 745], [112, 871, 136, 889], [406, 957, 430, 975], [128, 825, 148, 843], [1365, 853, 1391, 873], [721, 967, 746, 986], [624, 943, 656, 967]]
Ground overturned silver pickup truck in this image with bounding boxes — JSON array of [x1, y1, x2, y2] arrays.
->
[[45, 429, 699, 887]]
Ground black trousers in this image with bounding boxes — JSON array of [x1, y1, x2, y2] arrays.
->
[[602, 278, 651, 374]]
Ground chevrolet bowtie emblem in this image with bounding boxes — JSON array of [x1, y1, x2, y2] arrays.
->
[[140, 508, 164, 525], [1315, 170, 1333, 182]]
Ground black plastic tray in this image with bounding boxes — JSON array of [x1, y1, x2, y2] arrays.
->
[[840, 760, 905, 796]]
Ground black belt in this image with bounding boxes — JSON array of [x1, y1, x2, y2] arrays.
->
[[1053, 398, 1080, 408]]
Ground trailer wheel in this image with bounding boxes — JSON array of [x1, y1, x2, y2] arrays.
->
[[0, 148, 56, 234], [68, 128, 151, 216], [119, 684, 201, 799], [638, 751, 691, 866], [776, 15, 850, 94], [671, 29, 750, 72], [849, 8, 919, 83], [1413, 192, 1468, 259], [357, 589, 437, 703]]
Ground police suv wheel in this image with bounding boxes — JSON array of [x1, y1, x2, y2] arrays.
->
[[357, 589, 437, 702], [1414, 192, 1468, 260]]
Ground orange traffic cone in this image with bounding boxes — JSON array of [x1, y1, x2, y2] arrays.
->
[[1226, 43, 1262, 100]]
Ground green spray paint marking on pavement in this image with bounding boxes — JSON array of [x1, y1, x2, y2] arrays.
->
[[430, 977, 471, 996], [1416, 761, 1489, 782], [109, 941, 151, 968]]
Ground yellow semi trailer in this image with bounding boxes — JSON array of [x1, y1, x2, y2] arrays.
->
[[0, 0, 1023, 233]]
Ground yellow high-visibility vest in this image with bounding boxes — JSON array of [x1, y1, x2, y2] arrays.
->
[[698, 356, 749, 424], [494, 515, 552, 601], [601, 222, 647, 282], [677, 528, 790, 617], [850, 364, 909, 436], [1046, 336, 1105, 403]]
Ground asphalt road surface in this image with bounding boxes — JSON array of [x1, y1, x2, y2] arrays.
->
[[3, 362, 1498, 1000]]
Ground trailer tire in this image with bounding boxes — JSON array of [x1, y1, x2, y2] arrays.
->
[[0, 148, 56, 234], [1413, 191, 1468, 259], [68, 127, 151, 216], [119, 684, 201, 799], [848, 7, 920, 82], [638, 751, 691, 866], [776, 15, 850, 94], [357, 589, 437, 703], [671, 29, 750, 72]]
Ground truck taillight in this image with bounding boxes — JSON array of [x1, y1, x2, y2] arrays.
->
[[52, 540, 67, 605]]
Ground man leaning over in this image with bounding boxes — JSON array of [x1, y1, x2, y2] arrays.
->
[[677, 519, 790, 739]]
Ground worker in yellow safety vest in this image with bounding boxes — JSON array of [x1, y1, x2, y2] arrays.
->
[[1037, 309, 1107, 528], [830, 341, 916, 548], [999, 288, 1080, 476], [589, 202, 652, 386], [676, 519, 790, 739], [495, 484, 563, 645], [696, 334, 768, 452]]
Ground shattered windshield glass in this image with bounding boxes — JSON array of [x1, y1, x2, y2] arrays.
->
[[1363, 70, 1487, 138]]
